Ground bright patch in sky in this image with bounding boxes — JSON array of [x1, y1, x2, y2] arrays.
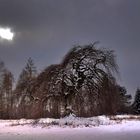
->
[[0, 27, 14, 41]]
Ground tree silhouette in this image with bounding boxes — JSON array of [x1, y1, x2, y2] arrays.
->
[[13, 58, 37, 118], [132, 88, 140, 114], [32, 43, 121, 117]]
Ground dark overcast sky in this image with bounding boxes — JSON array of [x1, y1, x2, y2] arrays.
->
[[0, 0, 140, 96]]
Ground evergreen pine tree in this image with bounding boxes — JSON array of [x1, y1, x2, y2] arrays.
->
[[15, 57, 37, 96], [0, 60, 14, 118], [14, 58, 37, 118], [2, 70, 14, 118], [132, 88, 140, 114]]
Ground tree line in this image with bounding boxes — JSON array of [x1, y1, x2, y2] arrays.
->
[[0, 44, 139, 119]]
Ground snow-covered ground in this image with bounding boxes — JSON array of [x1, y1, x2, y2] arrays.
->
[[0, 115, 140, 140]]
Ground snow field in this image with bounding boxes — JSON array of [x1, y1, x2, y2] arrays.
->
[[0, 115, 140, 140]]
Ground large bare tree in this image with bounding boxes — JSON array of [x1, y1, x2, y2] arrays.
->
[[32, 43, 121, 117], [60, 44, 119, 116]]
